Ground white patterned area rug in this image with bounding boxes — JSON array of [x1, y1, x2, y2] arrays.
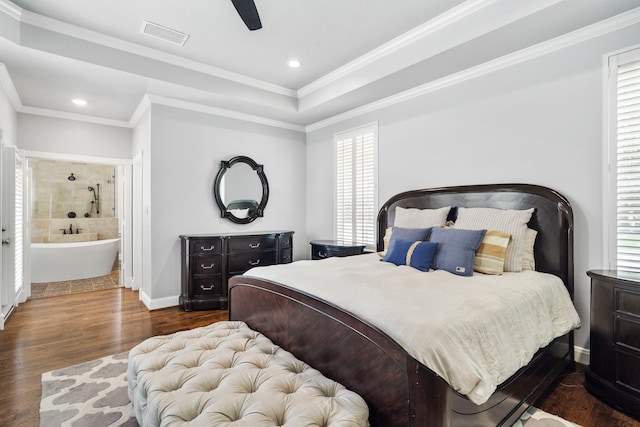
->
[[40, 352, 136, 427], [40, 353, 580, 427]]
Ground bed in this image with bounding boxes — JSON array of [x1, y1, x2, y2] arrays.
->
[[228, 184, 579, 427]]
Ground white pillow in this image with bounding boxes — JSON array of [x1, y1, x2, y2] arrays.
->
[[453, 207, 534, 272], [521, 228, 537, 270], [394, 206, 450, 228]]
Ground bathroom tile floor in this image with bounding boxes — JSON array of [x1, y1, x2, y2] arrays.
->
[[30, 270, 121, 298]]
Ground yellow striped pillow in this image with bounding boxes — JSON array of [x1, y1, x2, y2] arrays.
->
[[474, 231, 511, 275]]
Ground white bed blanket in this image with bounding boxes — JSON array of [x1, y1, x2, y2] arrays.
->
[[244, 253, 581, 405]]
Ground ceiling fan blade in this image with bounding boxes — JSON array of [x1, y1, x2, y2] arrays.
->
[[230, 0, 262, 31]]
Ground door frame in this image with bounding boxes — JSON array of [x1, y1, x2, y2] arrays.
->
[[24, 150, 132, 289]]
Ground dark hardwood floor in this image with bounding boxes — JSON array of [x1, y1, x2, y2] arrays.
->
[[536, 364, 640, 427], [0, 288, 227, 426], [0, 287, 638, 427]]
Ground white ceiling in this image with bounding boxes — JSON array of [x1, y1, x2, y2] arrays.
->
[[1, 0, 639, 130]]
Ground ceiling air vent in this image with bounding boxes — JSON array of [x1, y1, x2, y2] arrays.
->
[[140, 21, 190, 46]]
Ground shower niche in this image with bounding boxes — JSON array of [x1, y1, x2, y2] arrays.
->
[[30, 159, 120, 243]]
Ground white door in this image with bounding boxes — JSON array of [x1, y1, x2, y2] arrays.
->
[[1, 145, 27, 329], [0, 140, 5, 330]]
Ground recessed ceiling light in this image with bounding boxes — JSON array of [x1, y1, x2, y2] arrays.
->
[[288, 59, 301, 68], [72, 98, 87, 106]]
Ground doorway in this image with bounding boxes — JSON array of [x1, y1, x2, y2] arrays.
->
[[25, 153, 131, 300]]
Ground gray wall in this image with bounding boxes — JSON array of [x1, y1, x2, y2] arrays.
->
[[17, 114, 131, 158], [306, 24, 639, 352], [144, 104, 306, 301], [0, 80, 17, 144]]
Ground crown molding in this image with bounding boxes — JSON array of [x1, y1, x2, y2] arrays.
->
[[129, 95, 152, 128], [2, 60, 135, 127], [297, 0, 563, 99], [306, 6, 640, 132], [2, 62, 301, 131], [12, 6, 296, 98], [0, 0, 21, 20], [0, 62, 23, 110], [20, 105, 131, 128], [298, 0, 496, 98], [145, 94, 305, 133]]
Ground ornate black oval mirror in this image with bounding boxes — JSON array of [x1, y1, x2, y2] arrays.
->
[[213, 156, 269, 224]]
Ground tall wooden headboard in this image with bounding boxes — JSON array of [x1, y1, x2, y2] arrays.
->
[[377, 184, 574, 297]]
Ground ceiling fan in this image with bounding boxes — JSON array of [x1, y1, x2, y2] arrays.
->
[[230, 0, 262, 31]]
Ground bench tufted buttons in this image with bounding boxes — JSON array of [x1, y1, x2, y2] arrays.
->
[[128, 321, 369, 427]]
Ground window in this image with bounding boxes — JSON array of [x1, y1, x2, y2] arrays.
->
[[335, 123, 378, 250], [608, 47, 640, 271]]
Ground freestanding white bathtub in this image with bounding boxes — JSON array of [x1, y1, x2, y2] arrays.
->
[[31, 238, 120, 283]]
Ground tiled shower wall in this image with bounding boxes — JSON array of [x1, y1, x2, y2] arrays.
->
[[31, 159, 119, 243]]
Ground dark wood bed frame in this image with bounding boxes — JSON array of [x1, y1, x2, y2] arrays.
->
[[228, 184, 575, 426]]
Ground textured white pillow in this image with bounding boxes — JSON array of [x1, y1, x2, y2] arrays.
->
[[521, 228, 538, 270], [394, 206, 450, 228], [453, 207, 534, 272]]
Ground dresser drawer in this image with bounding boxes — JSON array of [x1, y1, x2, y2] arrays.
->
[[616, 288, 640, 317], [280, 248, 292, 264], [191, 255, 222, 274], [615, 350, 640, 393], [279, 233, 293, 249], [228, 235, 276, 254], [228, 251, 276, 273], [189, 238, 223, 255], [192, 277, 223, 297], [615, 314, 640, 352]]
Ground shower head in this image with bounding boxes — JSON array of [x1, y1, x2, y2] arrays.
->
[[68, 173, 76, 181]]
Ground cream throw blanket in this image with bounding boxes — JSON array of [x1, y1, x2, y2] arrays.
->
[[245, 253, 581, 405]]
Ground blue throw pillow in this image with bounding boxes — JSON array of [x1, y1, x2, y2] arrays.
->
[[429, 227, 486, 276], [387, 227, 432, 253], [383, 239, 438, 272]]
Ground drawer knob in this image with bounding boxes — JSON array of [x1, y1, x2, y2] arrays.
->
[[249, 259, 261, 266], [201, 263, 215, 269], [249, 243, 261, 249], [201, 245, 216, 251], [200, 284, 215, 291]]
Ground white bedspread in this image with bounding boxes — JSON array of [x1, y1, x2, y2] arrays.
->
[[244, 253, 581, 405]]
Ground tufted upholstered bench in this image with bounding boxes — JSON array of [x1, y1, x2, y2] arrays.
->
[[127, 321, 369, 427]]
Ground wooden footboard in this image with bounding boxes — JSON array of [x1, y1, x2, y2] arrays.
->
[[228, 276, 419, 426], [228, 276, 573, 427]]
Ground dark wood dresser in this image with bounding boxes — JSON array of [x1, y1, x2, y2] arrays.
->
[[586, 269, 640, 419], [309, 240, 366, 260], [180, 231, 293, 311]]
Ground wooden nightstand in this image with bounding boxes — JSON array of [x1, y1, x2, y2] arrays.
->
[[586, 270, 640, 420], [309, 240, 366, 260]]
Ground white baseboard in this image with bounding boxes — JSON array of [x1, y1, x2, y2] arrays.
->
[[138, 291, 179, 310], [574, 345, 590, 366]]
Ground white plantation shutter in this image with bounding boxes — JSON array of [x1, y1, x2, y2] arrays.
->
[[611, 48, 640, 271], [335, 123, 378, 250], [14, 153, 23, 293]]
